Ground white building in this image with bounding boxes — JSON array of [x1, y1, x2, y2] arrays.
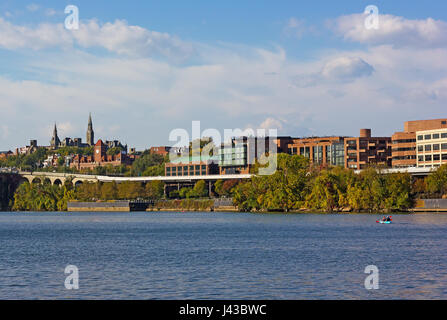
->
[[416, 128, 447, 168]]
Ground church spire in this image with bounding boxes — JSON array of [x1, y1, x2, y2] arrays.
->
[[51, 122, 60, 149], [87, 113, 94, 146]]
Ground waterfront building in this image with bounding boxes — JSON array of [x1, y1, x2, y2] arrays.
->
[[288, 136, 346, 167], [287, 129, 391, 169], [272, 136, 294, 154], [165, 155, 219, 177], [218, 136, 274, 175], [392, 118, 447, 168], [415, 128, 447, 168], [344, 129, 391, 169]]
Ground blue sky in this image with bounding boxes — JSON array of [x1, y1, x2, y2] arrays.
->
[[1, 1, 447, 150]]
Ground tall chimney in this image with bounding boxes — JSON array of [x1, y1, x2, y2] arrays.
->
[[360, 129, 371, 138]]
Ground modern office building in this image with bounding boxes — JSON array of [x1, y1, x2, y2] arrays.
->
[[165, 155, 219, 177], [415, 128, 447, 168], [218, 136, 274, 174], [344, 129, 391, 169], [287, 129, 391, 169], [287, 136, 346, 167], [392, 118, 447, 168]]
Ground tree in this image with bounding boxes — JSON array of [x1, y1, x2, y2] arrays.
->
[[214, 180, 224, 196], [192, 180, 208, 198], [145, 181, 164, 199], [107, 147, 124, 156], [131, 153, 165, 176], [426, 164, 447, 196], [100, 181, 118, 200]]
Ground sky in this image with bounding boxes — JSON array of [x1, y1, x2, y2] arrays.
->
[[1, 0, 447, 150]]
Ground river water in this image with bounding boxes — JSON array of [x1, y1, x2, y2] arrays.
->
[[0, 211, 446, 299]]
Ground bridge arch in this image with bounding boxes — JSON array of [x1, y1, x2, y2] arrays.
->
[[53, 179, 63, 187], [73, 179, 84, 188], [31, 177, 42, 184], [43, 178, 51, 185]]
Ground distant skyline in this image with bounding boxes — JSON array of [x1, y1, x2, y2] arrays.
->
[[1, 1, 447, 150]]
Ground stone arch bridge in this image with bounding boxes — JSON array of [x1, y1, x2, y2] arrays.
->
[[16, 171, 253, 189]]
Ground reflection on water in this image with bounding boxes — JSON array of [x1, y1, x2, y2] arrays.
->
[[0, 211, 446, 299]]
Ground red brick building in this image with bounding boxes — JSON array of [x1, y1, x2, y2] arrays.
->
[[70, 139, 134, 170], [392, 118, 447, 168], [0, 151, 13, 160]]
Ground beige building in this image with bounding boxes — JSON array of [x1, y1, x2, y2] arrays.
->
[[392, 118, 447, 168], [416, 128, 447, 168]]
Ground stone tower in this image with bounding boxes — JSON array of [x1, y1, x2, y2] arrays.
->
[[86, 113, 94, 146], [50, 123, 60, 149]]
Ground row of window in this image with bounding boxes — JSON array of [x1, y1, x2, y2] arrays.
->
[[166, 171, 207, 176], [418, 154, 447, 162], [417, 132, 447, 141], [166, 165, 207, 173], [417, 143, 447, 152], [392, 139, 416, 144], [392, 155, 417, 160], [392, 147, 416, 152]]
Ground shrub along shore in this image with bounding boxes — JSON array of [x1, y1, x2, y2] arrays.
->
[[5, 154, 447, 213]]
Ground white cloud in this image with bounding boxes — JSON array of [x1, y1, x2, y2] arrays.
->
[[1, 14, 447, 149], [332, 14, 447, 48], [26, 4, 40, 12], [45, 8, 57, 17], [283, 18, 307, 39], [260, 117, 285, 130], [294, 56, 374, 87], [321, 57, 374, 80], [0, 18, 194, 60]]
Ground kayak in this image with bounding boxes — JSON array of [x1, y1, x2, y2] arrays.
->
[[376, 220, 392, 224]]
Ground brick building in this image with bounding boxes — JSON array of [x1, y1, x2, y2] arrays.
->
[[165, 155, 219, 177], [70, 139, 134, 170], [344, 129, 391, 169], [0, 151, 13, 160], [288, 136, 346, 167], [287, 129, 391, 169], [392, 118, 447, 168]]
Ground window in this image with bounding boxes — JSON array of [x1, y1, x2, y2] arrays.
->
[[433, 154, 440, 161], [425, 134, 432, 140], [442, 143, 447, 150], [417, 135, 423, 141], [433, 144, 440, 151], [442, 121, 447, 125], [418, 156, 424, 162], [442, 154, 447, 160], [418, 146, 423, 152], [425, 155, 432, 161], [433, 134, 440, 139], [425, 145, 432, 152], [442, 133, 447, 139]]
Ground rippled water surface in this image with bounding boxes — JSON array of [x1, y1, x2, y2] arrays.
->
[[0, 211, 446, 299]]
